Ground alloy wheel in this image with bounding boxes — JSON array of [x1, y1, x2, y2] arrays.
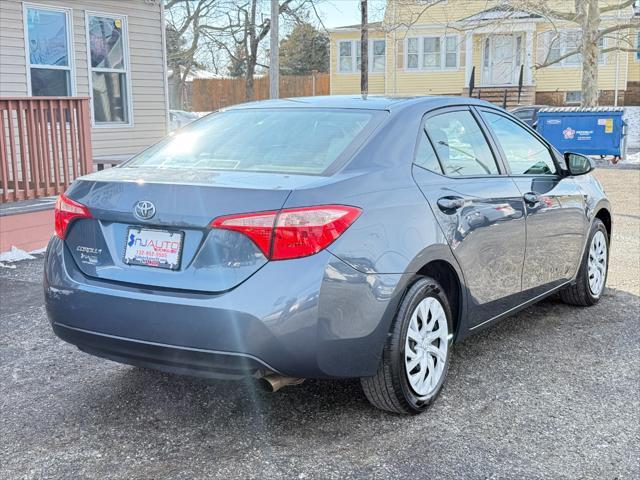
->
[[404, 297, 449, 396], [587, 230, 607, 296]]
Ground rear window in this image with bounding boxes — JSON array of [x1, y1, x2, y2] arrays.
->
[[128, 108, 383, 175]]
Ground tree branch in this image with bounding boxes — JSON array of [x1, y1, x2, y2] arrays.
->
[[596, 21, 640, 40], [600, 0, 637, 14]]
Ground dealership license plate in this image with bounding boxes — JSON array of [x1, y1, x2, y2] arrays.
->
[[124, 228, 184, 270]]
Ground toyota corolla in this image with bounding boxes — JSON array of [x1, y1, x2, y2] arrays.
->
[[44, 96, 611, 414]]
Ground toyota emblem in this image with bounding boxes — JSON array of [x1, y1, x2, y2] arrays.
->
[[134, 200, 156, 220]]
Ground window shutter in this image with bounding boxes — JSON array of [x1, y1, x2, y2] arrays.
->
[[397, 39, 404, 69], [459, 36, 466, 67]]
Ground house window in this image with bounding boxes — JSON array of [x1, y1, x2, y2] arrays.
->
[[423, 37, 441, 67], [565, 91, 582, 104], [407, 37, 419, 69], [87, 13, 131, 125], [406, 35, 458, 70], [25, 5, 73, 96], [337, 39, 385, 73], [548, 30, 606, 66], [445, 36, 458, 68], [372, 40, 385, 72], [339, 41, 353, 72]]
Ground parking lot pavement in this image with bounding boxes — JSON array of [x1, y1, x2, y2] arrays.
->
[[1, 169, 639, 480]]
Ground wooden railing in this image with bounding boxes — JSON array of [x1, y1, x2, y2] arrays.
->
[[0, 97, 93, 202]]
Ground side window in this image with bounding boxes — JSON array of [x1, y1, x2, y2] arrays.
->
[[414, 129, 442, 174], [424, 111, 499, 176], [481, 110, 557, 175], [26, 6, 73, 96]]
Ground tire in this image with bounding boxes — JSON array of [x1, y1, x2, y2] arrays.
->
[[361, 277, 453, 414], [560, 219, 609, 307]]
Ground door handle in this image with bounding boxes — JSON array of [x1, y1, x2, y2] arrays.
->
[[437, 197, 465, 213], [523, 192, 540, 205]]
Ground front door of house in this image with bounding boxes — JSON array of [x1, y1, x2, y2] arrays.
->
[[482, 35, 521, 86]]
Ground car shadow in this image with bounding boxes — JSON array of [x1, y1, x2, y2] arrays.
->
[[69, 286, 638, 434]]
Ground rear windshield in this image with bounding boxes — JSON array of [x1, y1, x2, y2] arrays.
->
[[127, 108, 383, 175]]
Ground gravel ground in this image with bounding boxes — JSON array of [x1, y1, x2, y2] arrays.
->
[[1, 169, 639, 480]]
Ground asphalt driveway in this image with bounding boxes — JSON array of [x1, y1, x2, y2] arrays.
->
[[1, 169, 639, 479]]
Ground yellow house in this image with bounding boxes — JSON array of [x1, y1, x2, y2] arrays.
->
[[329, 1, 640, 106]]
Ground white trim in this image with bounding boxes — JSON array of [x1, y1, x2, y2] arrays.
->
[[85, 10, 134, 128], [336, 39, 386, 75], [23, 2, 76, 96], [465, 21, 537, 35], [524, 30, 534, 85], [404, 34, 460, 72], [465, 32, 473, 85]]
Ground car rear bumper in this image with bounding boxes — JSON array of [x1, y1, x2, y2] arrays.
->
[[52, 322, 275, 380], [44, 237, 404, 379]]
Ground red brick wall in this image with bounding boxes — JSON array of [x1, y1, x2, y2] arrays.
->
[[624, 82, 640, 106], [535, 90, 628, 106]]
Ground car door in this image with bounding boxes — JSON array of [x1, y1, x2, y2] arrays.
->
[[411, 107, 527, 327], [477, 107, 588, 297]]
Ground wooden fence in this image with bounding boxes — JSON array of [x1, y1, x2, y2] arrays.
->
[[0, 97, 93, 202], [192, 73, 330, 112]]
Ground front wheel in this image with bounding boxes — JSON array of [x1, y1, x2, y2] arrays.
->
[[560, 219, 609, 306], [361, 277, 452, 414]]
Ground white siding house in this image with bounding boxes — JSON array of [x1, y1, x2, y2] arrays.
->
[[0, 0, 169, 163]]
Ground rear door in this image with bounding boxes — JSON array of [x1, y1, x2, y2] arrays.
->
[[477, 107, 588, 297], [411, 107, 526, 327]]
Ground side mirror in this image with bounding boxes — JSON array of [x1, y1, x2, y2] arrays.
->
[[564, 152, 594, 176]]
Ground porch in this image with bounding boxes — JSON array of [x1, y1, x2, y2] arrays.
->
[[0, 97, 93, 253], [1, 97, 93, 202], [461, 11, 538, 107]]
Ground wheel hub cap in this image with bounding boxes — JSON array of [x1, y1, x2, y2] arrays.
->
[[404, 297, 449, 397], [587, 230, 607, 296]]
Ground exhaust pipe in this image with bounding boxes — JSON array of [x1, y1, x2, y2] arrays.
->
[[259, 374, 304, 392]]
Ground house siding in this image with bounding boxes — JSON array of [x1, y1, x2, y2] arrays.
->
[[330, 31, 385, 95], [0, 0, 168, 159]]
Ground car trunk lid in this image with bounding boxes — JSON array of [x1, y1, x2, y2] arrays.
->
[[62, 167, 324, 293]]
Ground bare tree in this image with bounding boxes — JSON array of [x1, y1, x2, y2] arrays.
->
[[165, 0, 222, 104], [200, 0, 312, 101], [517, 0, 639, 106], [165, 0, 320, 102]]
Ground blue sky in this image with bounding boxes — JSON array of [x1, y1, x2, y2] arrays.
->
[[315, 1, 385, 29]]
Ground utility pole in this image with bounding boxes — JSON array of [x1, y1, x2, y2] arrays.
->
[[269, 0, 279, 99], [360, 0, 368, 99]]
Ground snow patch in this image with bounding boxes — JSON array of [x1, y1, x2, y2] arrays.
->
[[623, 107, 640, 150], [0, 246, 44, 268], [626, 150, 640, 165]]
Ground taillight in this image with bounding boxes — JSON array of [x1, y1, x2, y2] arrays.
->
[[54, 193, 92, 239], [211, 205, 361, 260]]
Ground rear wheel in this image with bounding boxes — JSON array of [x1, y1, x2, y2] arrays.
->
[[361, 277, 452, 414], [560, 219, 609, 306]]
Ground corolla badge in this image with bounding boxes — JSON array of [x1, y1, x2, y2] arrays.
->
[[134, 200, 156, 220]]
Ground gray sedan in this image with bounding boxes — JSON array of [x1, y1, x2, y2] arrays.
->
[[44, 96, 611, 414]]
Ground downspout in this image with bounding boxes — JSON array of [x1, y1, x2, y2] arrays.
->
[[393, 0, 397, 95], [613, 10, 621, 106], [160, 0, 170, 133]]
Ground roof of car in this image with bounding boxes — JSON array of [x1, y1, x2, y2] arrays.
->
[[227, 95, 497, 112]]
